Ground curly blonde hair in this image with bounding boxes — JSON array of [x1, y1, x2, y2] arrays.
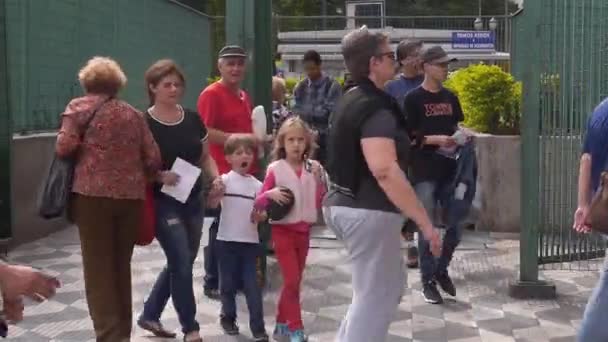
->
[[78, 56, 127, 96], [272, 76, 287, 103], [271, 116, 317, 161]]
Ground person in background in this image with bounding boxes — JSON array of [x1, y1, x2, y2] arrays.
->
[[385, 39, 424, 112], [404, 46, 471, 305], [573, 98, 608, 342], [138, 59, 221, 342], [56, 56, 161, 342], [272, 76, 291, 134], [197, 45, 263, 299], [274, 52, 286, 78], [323, 27, 442, 342], [385, 39, 425, 269], [212, 135, 269, 342], [292, 50, 342, 165]]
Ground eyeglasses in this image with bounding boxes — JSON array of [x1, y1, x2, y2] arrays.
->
[[377, 51, 396, 61]]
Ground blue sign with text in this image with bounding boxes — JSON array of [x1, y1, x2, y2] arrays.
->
[[452, 31, 495, 49]]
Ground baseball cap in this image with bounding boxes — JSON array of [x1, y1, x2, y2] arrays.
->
[[218, 45, 247, 58], [420, 46, 457, 64], [396, 40, 423, 61]]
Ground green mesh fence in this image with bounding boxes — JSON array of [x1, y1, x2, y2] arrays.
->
[[5, 0, 213, 133], [520, 0, 608, 270]]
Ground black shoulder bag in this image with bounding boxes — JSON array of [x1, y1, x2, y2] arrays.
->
[[38, 98, 110, 220]]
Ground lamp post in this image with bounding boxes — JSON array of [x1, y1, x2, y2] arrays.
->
[[489, 17, 498, 30], [474, 0, 483, 30], [322, 0, 327, 30], [474, 17, 483, 31]]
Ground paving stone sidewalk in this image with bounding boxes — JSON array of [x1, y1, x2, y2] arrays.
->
[[3, 225, 597, 341]]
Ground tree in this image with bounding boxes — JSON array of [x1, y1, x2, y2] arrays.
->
[[201, 0, 519, 17]]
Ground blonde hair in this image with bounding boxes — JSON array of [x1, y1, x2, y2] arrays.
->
[[78, 57, 127, 96], [271, 116, 316, 161], [272, 76, 287, 103]]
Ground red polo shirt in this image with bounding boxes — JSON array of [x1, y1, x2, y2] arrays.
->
[[197, 81, 257, 175]]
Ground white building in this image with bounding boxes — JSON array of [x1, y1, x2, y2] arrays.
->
[[276, 1, 510, 78]]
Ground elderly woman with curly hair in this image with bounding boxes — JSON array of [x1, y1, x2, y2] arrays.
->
[[56, 56, 161, 342]]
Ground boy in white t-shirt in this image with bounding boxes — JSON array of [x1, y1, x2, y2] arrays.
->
[[211, 134, 269, 341]]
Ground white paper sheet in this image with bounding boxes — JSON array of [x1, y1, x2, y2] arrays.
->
[[160, 158, 201, 203], [252, 105, 267, 159]]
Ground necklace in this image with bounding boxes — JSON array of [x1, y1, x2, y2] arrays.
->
[[148, 104, 184, 126]]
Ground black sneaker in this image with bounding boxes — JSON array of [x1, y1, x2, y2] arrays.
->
[[220, 317, 239, 335], [252, 331, 269, 342], [436, 272, 456, 297], [422, 281, 443, 304], [204, 288, 221, 300]]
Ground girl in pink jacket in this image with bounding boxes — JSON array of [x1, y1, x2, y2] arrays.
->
[[255, 116, 326, 342]]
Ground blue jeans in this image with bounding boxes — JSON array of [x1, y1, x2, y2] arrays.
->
[[415, 181, 463, 284], [217, 240, 265, 335], [578, 255, 608, 341], [141, 194, 204, 334], [203, 206, 221, 290]]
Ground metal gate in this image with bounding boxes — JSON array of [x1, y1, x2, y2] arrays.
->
[[518, 0, 608, 272]]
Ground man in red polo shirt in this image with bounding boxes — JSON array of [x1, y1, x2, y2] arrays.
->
[[198, 45, 260, 299]]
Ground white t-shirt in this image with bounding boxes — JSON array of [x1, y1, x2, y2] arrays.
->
[[217, 171, 263, 243]]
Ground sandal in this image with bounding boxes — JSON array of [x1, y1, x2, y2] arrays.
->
[[137, 319, 177, 338]]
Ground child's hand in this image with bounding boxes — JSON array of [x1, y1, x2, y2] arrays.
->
[[208, 177, 225, 198], [267, 187, 291, 204], [250, 210, 268, 223]]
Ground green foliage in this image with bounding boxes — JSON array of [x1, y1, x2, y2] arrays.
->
[[444, 64, 521, 135], [284, 77, 299, 95], [335, 76, 345, 87], [210, 0, 476, 18], [203, 0, 518, 17], [207, 75, 221, 85]]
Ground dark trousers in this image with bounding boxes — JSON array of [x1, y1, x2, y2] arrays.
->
[[204, 206, 221, 290], [72, 194, 142, 342], [415, 181, 463, 283], [217, 240, 266, 334]]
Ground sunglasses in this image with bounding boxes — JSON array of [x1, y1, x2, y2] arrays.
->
[[430, 62, 450, 68]]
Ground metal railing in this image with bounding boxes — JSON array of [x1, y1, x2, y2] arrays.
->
[[518, 0, 608, 274], [274, 15, 512, 53]]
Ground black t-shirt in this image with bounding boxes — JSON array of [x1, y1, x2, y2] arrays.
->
[[403, 86, 464, 182], [146, 107, 208, 200], [324, 109, 410, 213]]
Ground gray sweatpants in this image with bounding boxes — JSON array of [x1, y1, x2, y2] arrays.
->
[[323, 206, 406, 342]]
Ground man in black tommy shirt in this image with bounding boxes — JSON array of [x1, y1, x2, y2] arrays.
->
[[404, 46, 468, 305]]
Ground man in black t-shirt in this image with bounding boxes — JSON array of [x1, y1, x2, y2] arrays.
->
[[404, 46, 469, 305]]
